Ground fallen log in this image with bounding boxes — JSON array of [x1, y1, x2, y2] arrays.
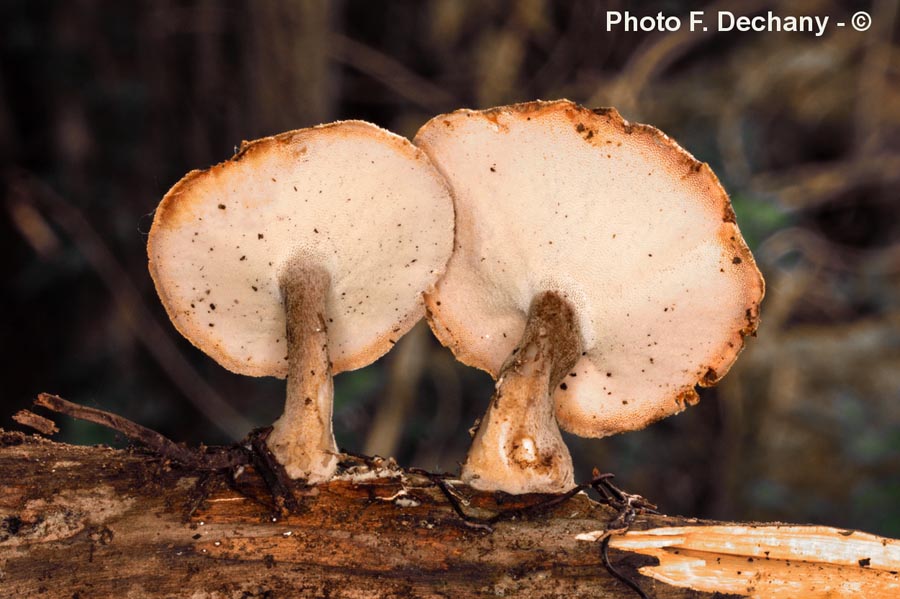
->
[[1, 428, 897, 598]]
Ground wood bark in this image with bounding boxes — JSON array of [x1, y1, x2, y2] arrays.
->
[[0, 430, 722, 599]]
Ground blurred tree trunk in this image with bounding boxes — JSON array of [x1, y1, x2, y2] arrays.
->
[[247, 0, 336, 132]]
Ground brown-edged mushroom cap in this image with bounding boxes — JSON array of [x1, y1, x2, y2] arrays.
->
[[415, 100, 763, 493], [150, 122, 453, 378], [149, 120, 454, 481]]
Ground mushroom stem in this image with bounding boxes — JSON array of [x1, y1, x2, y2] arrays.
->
[[462, 291, 582, 494], [267, 263, 340, 482]]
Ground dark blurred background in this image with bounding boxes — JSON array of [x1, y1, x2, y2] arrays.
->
[[2, 0, 898, 535]]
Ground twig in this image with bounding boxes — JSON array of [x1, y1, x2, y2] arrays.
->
[[183, 471, 217, 522], [33, 393, 299, 517], [6, 168, 252, 439], [408, 468, 657, 534], [585, 469, 655, 599], [491, 473, 657, 525], [34, 393, 248, 471], [12, 410, 59, 436], [328, 33, 457, 113], [490, 473, 617, 523], [408, 468, 493, 531], [246, 427, 303, 516], [591, 472, 659, 515], [601, 534, 650, 599]]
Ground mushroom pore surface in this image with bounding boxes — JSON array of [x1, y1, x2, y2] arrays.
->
[[148, 121, 455, 378], [416, 100, 764, 438]]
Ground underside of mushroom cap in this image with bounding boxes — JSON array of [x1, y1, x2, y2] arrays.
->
[[149, 120, 454, 377], [415, 100, 764, 438]]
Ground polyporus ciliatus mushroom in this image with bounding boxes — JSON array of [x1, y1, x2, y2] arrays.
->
[[148, 121, 454, 482], [415, 100, 764, 494]]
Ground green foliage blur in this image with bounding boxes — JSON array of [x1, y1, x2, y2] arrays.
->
[[1, 1, 898, 535]]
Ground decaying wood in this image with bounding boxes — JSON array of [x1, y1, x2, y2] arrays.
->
[[2, 429, 898, 598], [0, 430, 706, 598], [605, 525, 900, 598], [11, 411, 57, 436]]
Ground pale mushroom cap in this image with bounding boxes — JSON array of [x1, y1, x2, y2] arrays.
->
[[415, 100, 764, 438], [149, 120, 454, 377]]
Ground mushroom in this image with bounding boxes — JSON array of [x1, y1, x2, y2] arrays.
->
[[148, 121, 454, 482], [415, 100, 764, 494]]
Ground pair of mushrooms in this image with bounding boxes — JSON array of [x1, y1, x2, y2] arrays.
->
[[148, 100, 764, 495]]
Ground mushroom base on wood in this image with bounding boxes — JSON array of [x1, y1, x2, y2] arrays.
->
[[266, 261, 339, 482], [462, 291, 582, 494], [416, 100, 766, 475]]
